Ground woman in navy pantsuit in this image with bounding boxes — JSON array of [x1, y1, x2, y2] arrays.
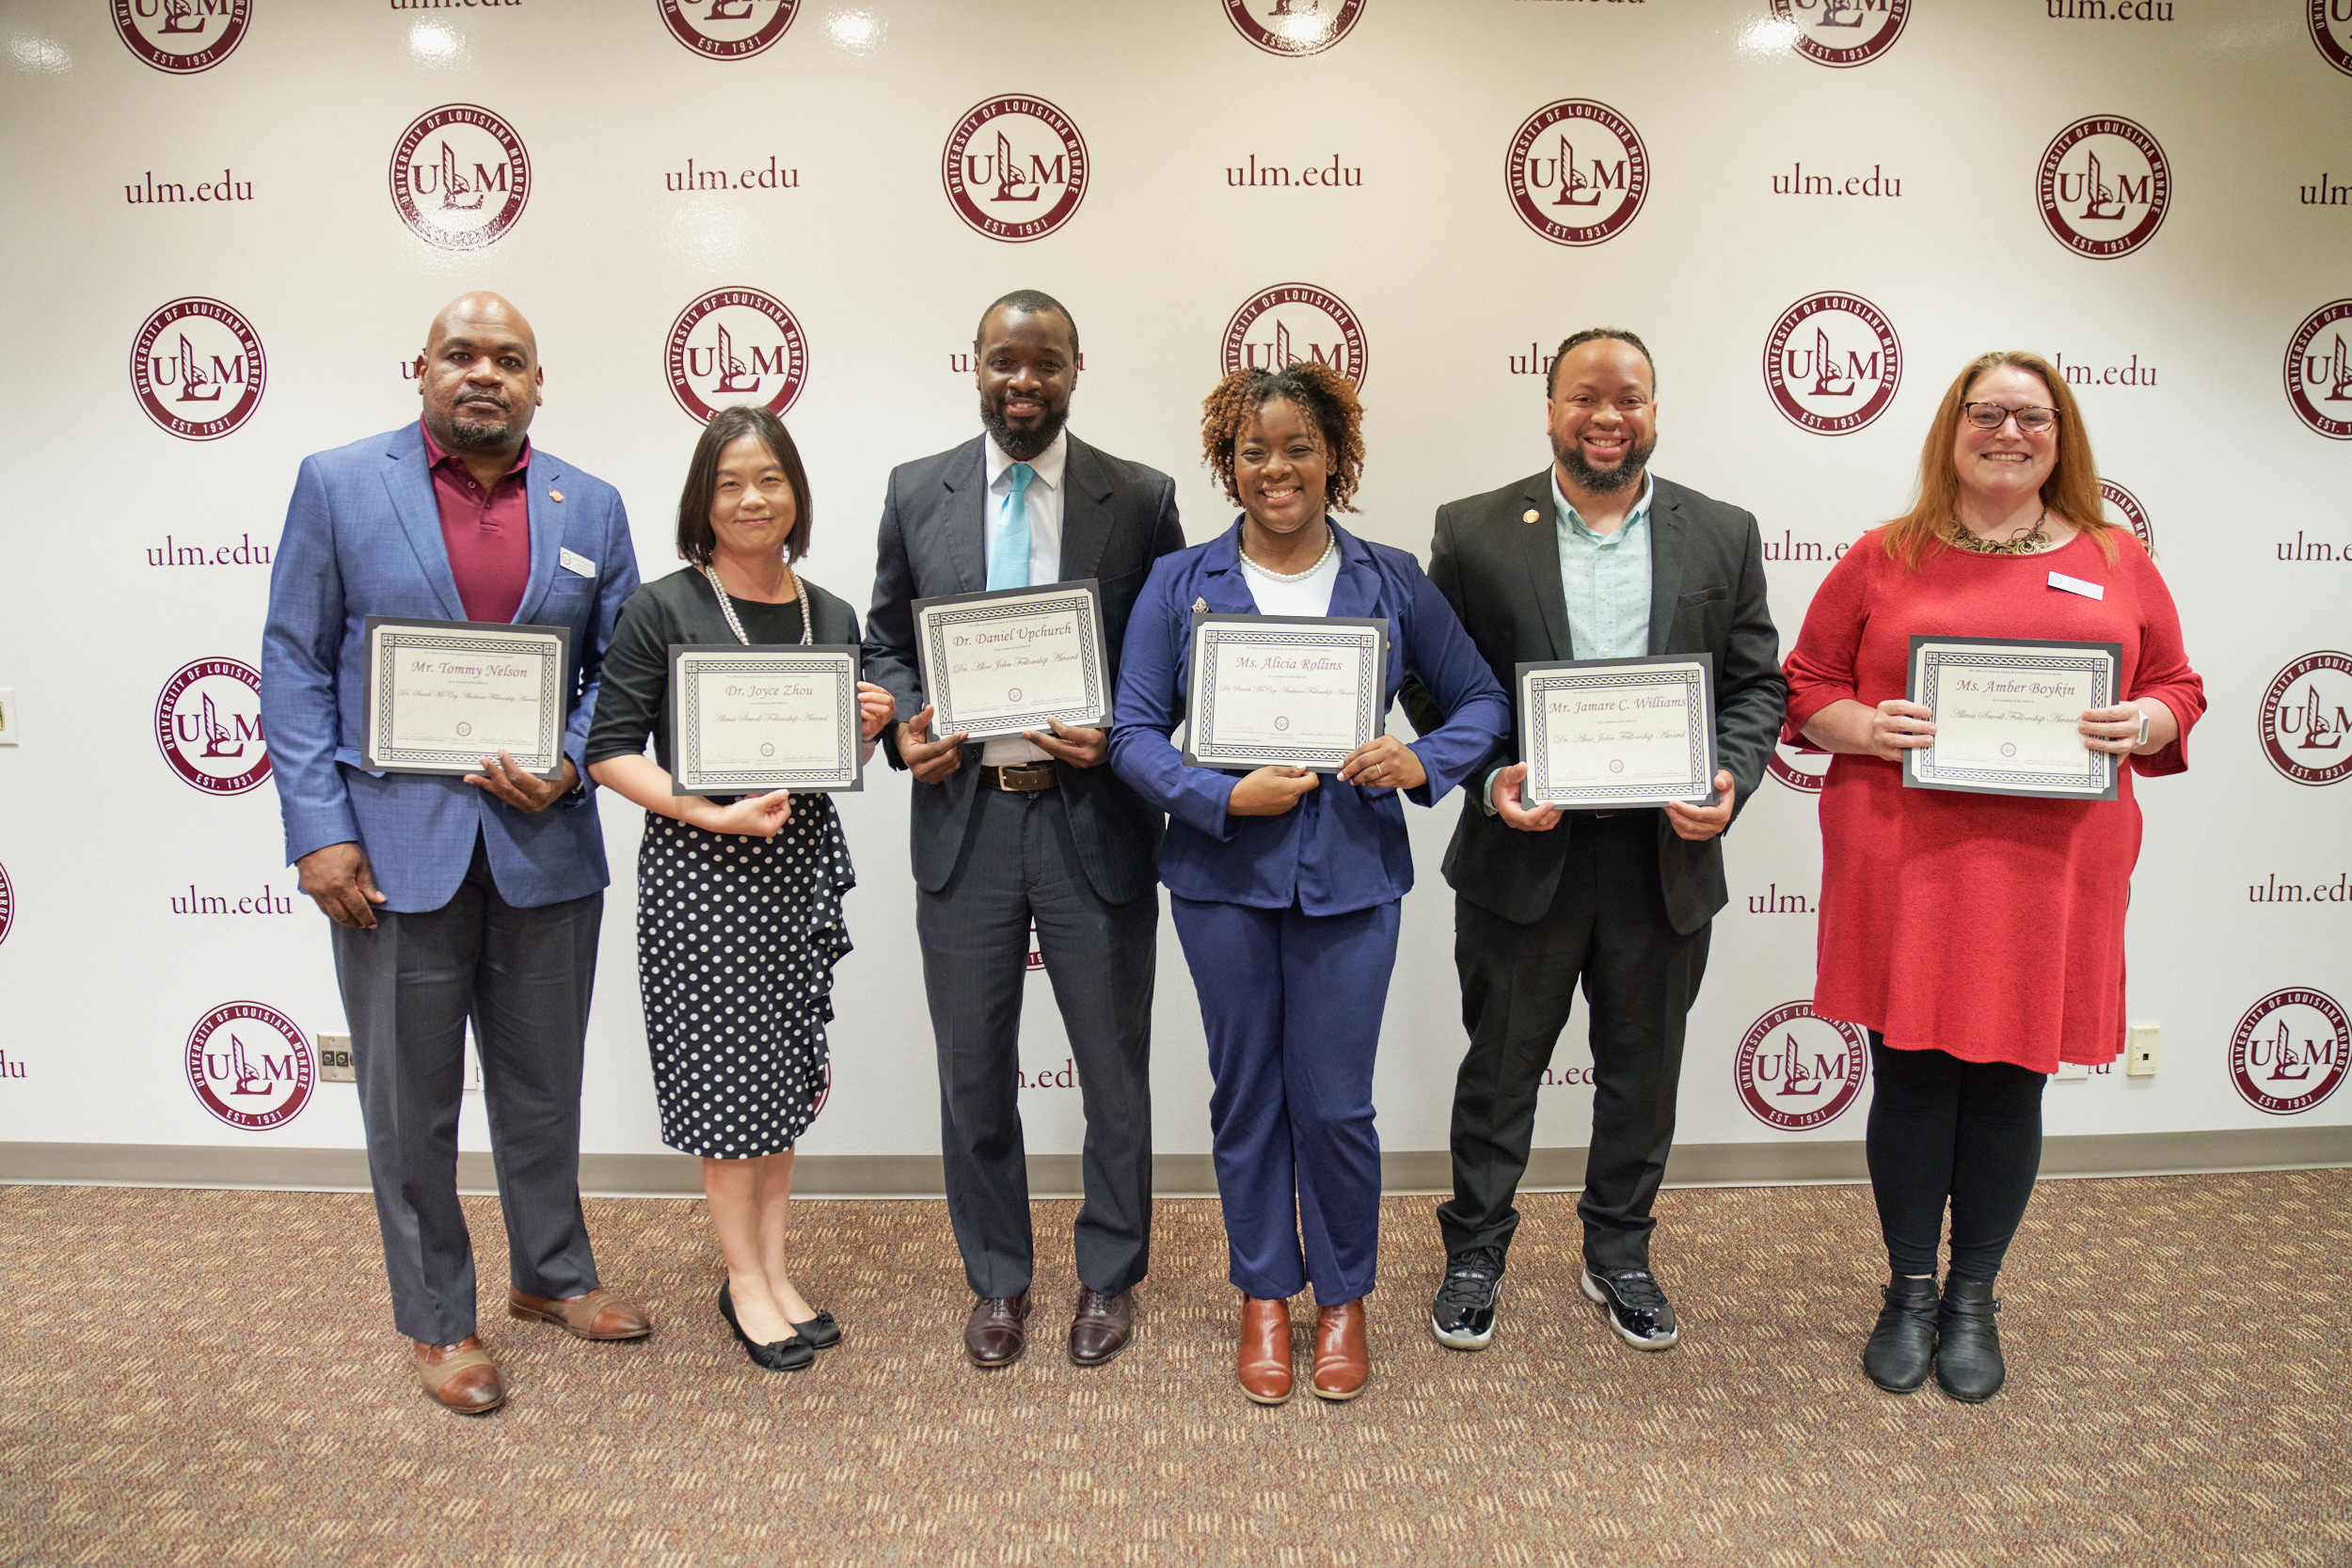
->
[[1110, 364, 1509, 1405]]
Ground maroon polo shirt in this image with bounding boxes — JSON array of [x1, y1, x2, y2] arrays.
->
[[421, 420, 532, 625]]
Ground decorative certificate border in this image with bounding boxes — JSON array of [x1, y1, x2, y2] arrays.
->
[[1518, 654, 1717, 809], [361, 616, 571, 778], [1905, 636, 2121, 800], [1184, 615, 1388, 772], [670, 645, 862, 794], [914, 580, 1108, 741]]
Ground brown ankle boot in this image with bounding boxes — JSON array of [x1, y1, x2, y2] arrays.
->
[[1236, 1295, 1294, 1405], [1311, 1299, 1369, 1402]]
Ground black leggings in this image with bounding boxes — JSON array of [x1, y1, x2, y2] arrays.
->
[[1865, 1037, 2048, 1283]]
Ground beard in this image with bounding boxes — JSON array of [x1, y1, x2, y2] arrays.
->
[[979, 391, 1069, 463], [439, 394, 516, 451], [1552, 429, 1656, 494]]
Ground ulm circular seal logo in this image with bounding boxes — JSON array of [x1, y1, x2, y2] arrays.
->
[[1735, 1001, 1870, 1131], [942, 96, 1089, 243], [1506, 100, 1650, 247], [1766, 741, 1831, 794], [186, 1002, 313, 1131], [1763, 293, 1900, 436], [0, 860, 13, 950], [2100, 479, 2153, 553], [2311, 0, 2352, 76], [659, 0, 797, 59], [666, 288, 809, 422], [1224, 0, 1364, 56], [2037, 116, 2170, 260], [2259, 651, 2352, 786], [1221, 283, 1368, 388], [155, 657, 270, 795], [389, 104, 531, 251], [2230, 988, 2350, 1116], [2284, 299, 2352, 440], [1768, 0, 1909, 68], [112, 0, 250, 73], [131, 298, 264, 442]]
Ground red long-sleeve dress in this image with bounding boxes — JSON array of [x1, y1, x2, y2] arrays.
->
[[1781, 529, 2205, 1073]]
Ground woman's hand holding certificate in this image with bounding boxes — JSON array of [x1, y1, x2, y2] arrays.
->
[[1903, 636, 2125, 800]]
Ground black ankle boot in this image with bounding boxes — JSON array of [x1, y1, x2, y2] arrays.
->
[[1934, 1277, 2005, 1402], [1861, 1275, 1939, 1393]]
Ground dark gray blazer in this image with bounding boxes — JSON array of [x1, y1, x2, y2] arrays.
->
[[1401, 470, 1787, 935], [863, 434, 1185, 903]]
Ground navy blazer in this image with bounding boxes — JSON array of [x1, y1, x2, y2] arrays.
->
[[261, 422, 640, 912], [1109, 519, 1510, 917]]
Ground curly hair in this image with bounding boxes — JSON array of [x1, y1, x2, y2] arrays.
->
[[1200, 361, 1365, 514]]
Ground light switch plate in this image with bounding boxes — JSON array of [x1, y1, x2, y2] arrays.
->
[[318, 1034, 355, 1083], [2126, 1025, 2160, 1077]]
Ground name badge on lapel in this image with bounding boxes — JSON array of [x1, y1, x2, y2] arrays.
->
[[560, 547, 596, 578], [2047, 571, 2103, 600]]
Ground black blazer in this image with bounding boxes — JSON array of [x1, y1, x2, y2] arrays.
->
[[863, 434, 1185, 903], [1401, 470, 1787, 934]]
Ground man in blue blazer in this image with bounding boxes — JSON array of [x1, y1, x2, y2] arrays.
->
[[262, 293, 649, 1415]]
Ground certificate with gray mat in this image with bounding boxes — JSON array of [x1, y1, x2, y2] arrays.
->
[[1184, 613, 1388, 773], [1518, 654, 1718, 810], [361, 615, 572, 779], [668, 644, 863, 794], [1904, 635, 2121, 800], [913, 580, 1108, 741]]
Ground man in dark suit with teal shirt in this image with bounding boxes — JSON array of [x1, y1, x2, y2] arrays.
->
[[1404, 329, 1787, 1358], [863, 290, 1184, 1371]]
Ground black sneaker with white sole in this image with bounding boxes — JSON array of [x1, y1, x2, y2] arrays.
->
[[1580, 1264, 1679, 1351], [1429, 1246, 1506, 1351]]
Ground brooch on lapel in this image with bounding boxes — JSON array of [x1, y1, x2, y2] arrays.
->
[[1191, 597, 1208, 613], [548, 489, 565, 503]]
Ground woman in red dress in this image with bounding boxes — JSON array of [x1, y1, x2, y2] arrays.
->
[[1782, 352, 2203, 1403]]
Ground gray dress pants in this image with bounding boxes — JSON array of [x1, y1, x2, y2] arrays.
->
[[330, 835, 604, 1343], [917, 785, 1156, 1301]]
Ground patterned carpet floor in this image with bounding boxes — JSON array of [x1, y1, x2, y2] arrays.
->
[[3, 1171, 2346, 1566]]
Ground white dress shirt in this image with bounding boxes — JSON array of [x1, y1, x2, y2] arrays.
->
[[980, 430, 1068, 766]]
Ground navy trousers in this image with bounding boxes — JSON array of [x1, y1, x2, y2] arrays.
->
[[1170, 894, 1399, 1304]]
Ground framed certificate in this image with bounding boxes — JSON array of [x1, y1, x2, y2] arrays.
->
[[1183, 613, 1388, 773], [667, 644, 864, 795], [1905, 635, 2122, 800], [361, 616, 573, 779], [913, 580, 1110, 741], [1518, 654, 1718, 810]]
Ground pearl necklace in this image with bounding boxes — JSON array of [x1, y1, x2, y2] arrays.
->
[[700, 561, 811, 648], [1239, 526, 1337, 582]]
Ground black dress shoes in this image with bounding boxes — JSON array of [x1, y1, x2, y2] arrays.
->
[[964, 1292, 1030, 1369], [719, 1281, 816, 1372], [1862, 1275, 1940, 1394], [1934, 1277, 2006, 1402], [1068, 1288, 1136, 1368]]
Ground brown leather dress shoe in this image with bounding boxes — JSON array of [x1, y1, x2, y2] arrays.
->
[[1069, 1287, 1136, 1368], [964, 1292, 1030, 1369], [1237, 1295, 1295, 1405], [1311, 1299, 1369, 1402], [507, 1287, 653, 1341], [414, 1335, 505, 1415]]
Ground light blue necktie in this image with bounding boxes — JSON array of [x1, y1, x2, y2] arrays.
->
[[987, 462, 1036, 590]]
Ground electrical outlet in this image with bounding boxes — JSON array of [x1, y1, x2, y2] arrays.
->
[[2056, 1060, 2090, 1082], [318, 1033, 356, 1083], [2126, 1025, 2160, 1077]]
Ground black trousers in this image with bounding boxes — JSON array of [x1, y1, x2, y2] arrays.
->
[[1438, 812, 1709, 1273], [917, 784, 1157, 1301], [1865, 1036, 2048, 1282], [330, 834, 604, 1344]]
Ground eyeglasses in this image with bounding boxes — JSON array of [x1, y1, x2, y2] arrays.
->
[[1961, 402, 2058, 435]]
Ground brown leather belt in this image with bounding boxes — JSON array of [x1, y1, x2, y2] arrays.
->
[[982, 762, 1059, 792]]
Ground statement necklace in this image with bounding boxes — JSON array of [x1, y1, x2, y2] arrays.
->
[[701, 561, 812, 647], [1950, 507, 2057, 557], [1239, 526, 1337, 582]]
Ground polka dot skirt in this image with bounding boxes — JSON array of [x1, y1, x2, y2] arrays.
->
[[635, 798, 854, 1159]]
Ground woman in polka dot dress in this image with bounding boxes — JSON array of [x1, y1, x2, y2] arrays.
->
[[587, 406, 894, 1371]]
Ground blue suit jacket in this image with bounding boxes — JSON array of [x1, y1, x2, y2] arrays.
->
[[261, 422, 640, 912], [1109, 519, 1510, 916]]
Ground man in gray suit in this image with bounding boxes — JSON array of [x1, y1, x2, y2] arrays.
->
[[865, 290, 1184, 1370]]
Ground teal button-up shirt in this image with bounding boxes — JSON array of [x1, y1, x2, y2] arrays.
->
[[1552, 467, 1654, 660]]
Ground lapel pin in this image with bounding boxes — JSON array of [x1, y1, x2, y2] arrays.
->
[[1522, 508, 1539, 524], [1191, 596, 1209, 613], [548, 489, 564, 503]]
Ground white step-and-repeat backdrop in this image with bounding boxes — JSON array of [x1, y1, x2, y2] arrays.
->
[[0, 0, 2344, 1171]]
